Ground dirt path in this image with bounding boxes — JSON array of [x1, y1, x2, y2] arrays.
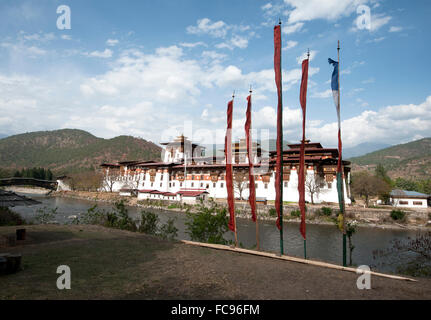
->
[[1, 225, 430, 300]]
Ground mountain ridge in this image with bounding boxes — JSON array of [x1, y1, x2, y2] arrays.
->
[[349, 138, 431, 180], [0, 129, 162, 175]]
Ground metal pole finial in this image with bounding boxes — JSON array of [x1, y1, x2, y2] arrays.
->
[[249, 85, 252, 94], [279, 18, 282, 25], [232, 90, 235, 99], [307, 48, 310, 59]]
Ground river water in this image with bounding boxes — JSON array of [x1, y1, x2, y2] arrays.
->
[[12, 194, 422, 274]]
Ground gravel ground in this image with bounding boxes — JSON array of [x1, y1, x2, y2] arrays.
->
[[1, 224, 430, 300]]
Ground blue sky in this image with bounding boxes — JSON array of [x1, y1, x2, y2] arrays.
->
[[0, 0, 430, 148]]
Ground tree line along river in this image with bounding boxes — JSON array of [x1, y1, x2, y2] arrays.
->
[[12, 193, 424, 275]]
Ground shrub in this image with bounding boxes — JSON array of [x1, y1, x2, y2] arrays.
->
[[112, 201, 137, 231], [81, 201, 137, 231], [291, 210, 300, 218], [373, 232, 431, 277], [81, 204, 106, 225], [185, 203, 230, 245], [268, 208, 277, 217], [390, 209, 406, 221], [139, 211, 159, 235], [0, 207, 25, 226], [138, 211, 178, 240], [168, 203, 180, 209], [321, 207, 332, 216], [34, 207, 58, 224], [159, 218, 178, 241]]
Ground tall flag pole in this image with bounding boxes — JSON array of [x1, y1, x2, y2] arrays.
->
[[329, 40, 347, 266], [245, 86, 259, 250], [299, 49, 309, 259], [225, 92, 237, 247], [274, 20, 284, 255]]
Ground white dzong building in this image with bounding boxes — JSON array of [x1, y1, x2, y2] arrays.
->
[[100, 135, 351, 204]]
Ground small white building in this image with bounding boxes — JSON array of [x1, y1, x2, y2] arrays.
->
[[119, 188, 137, 197], [56, 176, 72, 191], [177, 190, 209, 204], [137, 189, 208, 204], [390, 189, 430, 209]]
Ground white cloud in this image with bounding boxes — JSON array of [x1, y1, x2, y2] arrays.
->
[[284, 0, 369, 24], [201, 109, 209, 120], [261, 3, 272, 10], [282, 22, 304, 34], [1, 42, 47, 57], [216, 35, 249, 50], [352, 13, 391, 32], [21, 32, 55, 42], [252, 106, 301, 130], [356, 98, 369, 107], [106, 39, 119, 46], [186, 18, 229, 38], [202, 50, 227, 63], [312, 89, 332, 99], [348, 88, 364, 96], [61, 35, 72, 40], [389, 26, 403, 32], [87, 49, 113, 58], [362, 78, 375, 84], [80, 46, 203, 102], [296, 50, 318, 64], [283, 40, 298, 50], [307, 96, 431, 147], [369, 14, 392, 32], [261, 2, 285, 21], [367, 36, 385, 43], [180, 41, 207, 48]]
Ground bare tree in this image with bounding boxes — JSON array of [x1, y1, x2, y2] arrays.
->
[[102, 170, 119, 193], [305, 174, 324, 204], [128, 171, 142, 190], [351, 171, 391, 207], [233, 170, 248, 200], [69, 171, 103, 192]]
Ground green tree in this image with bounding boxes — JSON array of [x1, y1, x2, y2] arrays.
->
[[47, 169, 54, 181], [375, 164, 391, 184], [393, 177, 418, 191], [374, 165, 392, 203]]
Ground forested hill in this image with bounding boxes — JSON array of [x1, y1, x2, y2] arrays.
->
[[349, 138, 431, 180], [0, 129, 161, 175]]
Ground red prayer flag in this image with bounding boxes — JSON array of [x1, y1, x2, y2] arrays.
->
[[299, 58, 309, 240], [245, 95, 256, 222], [274, 25, 283, 231], [225, 99, 236, 232]]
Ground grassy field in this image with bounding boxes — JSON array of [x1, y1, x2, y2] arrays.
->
[[1, 224, 431, 300]]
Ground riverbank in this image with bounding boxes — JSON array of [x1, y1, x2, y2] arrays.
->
[[52, 191, 431, 231], [1, 224, 430, 299]]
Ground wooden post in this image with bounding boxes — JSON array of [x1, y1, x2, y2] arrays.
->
[[0, 253, 22, 274], [16, 228, 26, 241]]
